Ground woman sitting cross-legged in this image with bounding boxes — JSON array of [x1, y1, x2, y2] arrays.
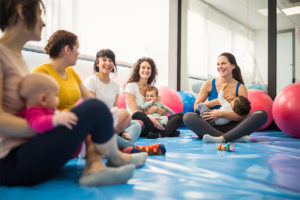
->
[[84, 49, 166, 155], [183, 52, 267, 143]]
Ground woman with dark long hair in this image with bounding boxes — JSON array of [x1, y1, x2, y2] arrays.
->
[[184, 52, 267, 143]]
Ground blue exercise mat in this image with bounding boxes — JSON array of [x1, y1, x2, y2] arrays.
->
[[1, 128, 300, 199]]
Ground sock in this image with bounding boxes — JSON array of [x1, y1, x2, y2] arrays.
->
[[203, 134, 222, 143], [106, 152, 147, 168], [78, 164, 135, 186], [232, 135, 251, 143], [135, 143, 166, 155], [122, 146, 142, 154], [130, 152, 148, 168]]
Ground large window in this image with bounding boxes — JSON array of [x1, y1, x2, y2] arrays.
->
[[26, 0, 171, 86], [182, 0, 266, 91]]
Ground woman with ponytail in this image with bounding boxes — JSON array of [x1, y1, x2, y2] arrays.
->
[[183, 52, 267, 143]]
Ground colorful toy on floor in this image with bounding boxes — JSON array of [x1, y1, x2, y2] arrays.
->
[[217, 143, 235, 152]]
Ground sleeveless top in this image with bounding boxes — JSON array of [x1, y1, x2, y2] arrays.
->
[[208, 78, 241, 110]]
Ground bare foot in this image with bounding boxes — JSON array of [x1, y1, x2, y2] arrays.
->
[[122, 132, 131, 140]]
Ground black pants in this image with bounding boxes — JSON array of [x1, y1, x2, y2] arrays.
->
[[132, 112, 183, 138], [0, 98, 114, 186]]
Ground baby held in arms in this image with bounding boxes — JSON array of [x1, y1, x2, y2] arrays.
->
[[18, 73, 78, 134]]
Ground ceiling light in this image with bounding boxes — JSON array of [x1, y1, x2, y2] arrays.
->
[[282, 6, 300, 16], [257, 8, 281, 16]]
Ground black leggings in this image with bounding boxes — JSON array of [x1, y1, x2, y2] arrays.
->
[[132, 112, 183, 137], [0, 98, 114, 186], [183, 110, 267, 142]]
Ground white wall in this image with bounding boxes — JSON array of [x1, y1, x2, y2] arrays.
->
[[277, 31, 293, 93], [253, 30, 268, 85], [22, 50, 131, 88]]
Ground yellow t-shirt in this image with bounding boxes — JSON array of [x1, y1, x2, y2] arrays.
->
[[32, 63, 82, 110]]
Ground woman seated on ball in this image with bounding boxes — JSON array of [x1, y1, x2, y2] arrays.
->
[[125, 57, 183, 139], [183, 52, 268, 143]]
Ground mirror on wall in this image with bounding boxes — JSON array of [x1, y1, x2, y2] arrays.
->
[[181, 0, 268, 93], [276, 0, 300, 94]]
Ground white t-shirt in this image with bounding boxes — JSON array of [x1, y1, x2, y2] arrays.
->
[[124, 82, 145, 114], [84, 74, 119, 109]]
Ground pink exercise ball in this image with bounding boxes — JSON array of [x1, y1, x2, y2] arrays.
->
[[247, 89, 273, 131], [158, 86, 183, 114], [118, 89, 126, 109], [273, 83, 300, 138]]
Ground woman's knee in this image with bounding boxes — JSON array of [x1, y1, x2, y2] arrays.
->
[[115, 109, 131, 133], [183, 112, 197, 125], [251, 110, 268, 123], [132, 111, 146, 119], [74, 98, 111, 117]]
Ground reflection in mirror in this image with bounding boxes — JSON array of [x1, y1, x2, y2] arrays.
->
[[277, 0, 300, 94], [182, 0, 268, 94]]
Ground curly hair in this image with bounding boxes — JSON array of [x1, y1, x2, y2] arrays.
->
[[127, 57, 158, 85]]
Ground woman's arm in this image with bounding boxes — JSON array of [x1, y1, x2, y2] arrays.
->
[[203, 84, 249, 122], [238, 84, 248, 98], [0, 111, 37, 137], [144, 96, 166, 115], [0, 85, 36, 137], [145, 99, 167, 115], [125, 93, 139, 113], [194, 80, 219, 109], [145, 105, 166, 115], [113, 94, 119, 107], [206, 110, 247, 121], [79, 83, 94, 99]]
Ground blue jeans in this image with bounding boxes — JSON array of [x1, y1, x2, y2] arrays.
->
[[116, 120, 142, 150]]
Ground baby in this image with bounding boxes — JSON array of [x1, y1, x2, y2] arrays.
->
[[18, 73, 78, 134], [196, 83, 251, 126], [141, 86, 175, 127]]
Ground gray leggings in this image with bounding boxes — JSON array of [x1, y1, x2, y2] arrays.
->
[[183, 110, 267, 142]]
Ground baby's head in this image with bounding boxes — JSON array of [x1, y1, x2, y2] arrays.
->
[[231, 96, 251, 116], [145, 86, 158, 102], [19, 73, 59, 109]]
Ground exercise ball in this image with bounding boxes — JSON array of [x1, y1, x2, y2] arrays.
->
[[118, 89, 126, 109], [273, 83, 300, 138], [247, 89, 273, 131], [177, 91, 196, 113], [158, 86, 183, 114]]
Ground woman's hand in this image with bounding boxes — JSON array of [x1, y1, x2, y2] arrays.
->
[[144, 105, 157, 115], [149, 117, 165, 130], [202, 109, 223, 123]]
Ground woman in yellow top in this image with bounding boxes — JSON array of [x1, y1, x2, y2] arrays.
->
[[0, 0, 145, 187], [31, 30, 147, 186]]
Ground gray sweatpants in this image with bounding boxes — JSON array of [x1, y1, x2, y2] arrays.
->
[[183, 110, 267, 142]]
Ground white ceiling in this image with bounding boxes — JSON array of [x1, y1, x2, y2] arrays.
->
[[202, 0, 300, 31]]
